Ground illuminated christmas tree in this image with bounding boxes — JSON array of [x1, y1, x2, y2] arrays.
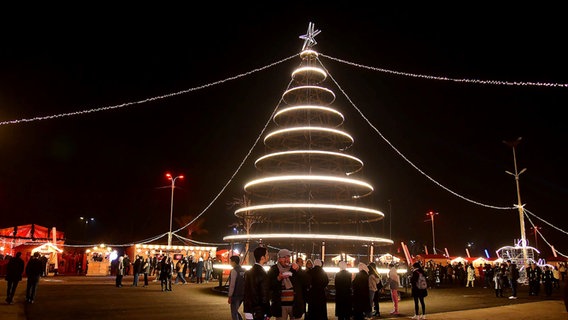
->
[[224, 23, 392, 264]]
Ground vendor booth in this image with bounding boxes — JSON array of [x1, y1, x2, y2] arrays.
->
[[86, 244, 116, 276]]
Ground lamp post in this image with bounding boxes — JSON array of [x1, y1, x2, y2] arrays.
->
[[166, 173, 184, 247], [530, 226, 541, 250], [503, 137, 527, 266], [426, 211, 439, 254]]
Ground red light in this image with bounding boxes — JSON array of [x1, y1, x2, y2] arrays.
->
[[179, 175, 185, 179]]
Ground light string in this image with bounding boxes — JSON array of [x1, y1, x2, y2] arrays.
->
[[319, 53, 568, 88], [0, 54, 297, 126], [524, 208, 567, 258], [3, 51, 565, 254]]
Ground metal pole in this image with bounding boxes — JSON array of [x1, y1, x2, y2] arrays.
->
[[431, 214, 436, 254], [168, 177, 175, 247], [504, 137, 528, 267]]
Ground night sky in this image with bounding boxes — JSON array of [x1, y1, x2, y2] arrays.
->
[[1, 6, 566, 258]]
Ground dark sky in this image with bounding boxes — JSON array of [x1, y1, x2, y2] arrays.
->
[[1, 6, 566, 258]]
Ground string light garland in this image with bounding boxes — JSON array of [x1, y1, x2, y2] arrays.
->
[[2, 50, 566, 252]]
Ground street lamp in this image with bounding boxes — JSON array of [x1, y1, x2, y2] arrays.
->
[[503, 137, 528, 266], [166, 173, 184, 247], [426, 211, 439, 254]]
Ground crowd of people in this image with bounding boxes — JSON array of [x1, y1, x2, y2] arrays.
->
[[111, 253, 216, 290], [233, 247, 568, 320], [236, 247, 416, 320]]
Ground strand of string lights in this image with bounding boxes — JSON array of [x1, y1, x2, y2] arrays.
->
[[319, 53, 568, 88], [173, 233, 228, 247], [5, 52, 566, 250], [2, 52, 567, 127], [0, 54, 297, 127], [169, 78, 293, 239], [525, 208, 568, 236], [525, 209, 567, 258], [318, 56, 516, 212]]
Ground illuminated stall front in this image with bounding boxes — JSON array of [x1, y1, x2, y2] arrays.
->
[[86, 244, 116, 276]]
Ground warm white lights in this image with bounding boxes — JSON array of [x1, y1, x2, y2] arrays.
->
[[223, 233, 393, 244], [264, 127, 353, 143], [244, 174, 373, 195], [274, 105, 344, 121], [235, 203, 384, 217], [292, 67, 327, 80]]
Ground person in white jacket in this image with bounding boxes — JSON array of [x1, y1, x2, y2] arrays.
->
[[388, 263, 400, 315]]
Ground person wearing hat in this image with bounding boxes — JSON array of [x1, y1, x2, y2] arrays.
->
[[267, 248, 305, 320], [334, 261, 352, 320], [306, 259, 329, 319], [352, 262, 371, 320]]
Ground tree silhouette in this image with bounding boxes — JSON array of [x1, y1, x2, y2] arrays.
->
[[174, 214, 208, 239]]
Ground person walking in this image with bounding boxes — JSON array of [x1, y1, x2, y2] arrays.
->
[[244, 246, 271, 320], [305, 259, 328, 320], [174, 258, 187, 285], [5, 252, 24, 304], [228, 255, 246, 320], [352, 262, 370, 320], [410, 261, 428, 319], [334, 261, 352, 320], [268, 248, 306, 320], [25, 252, 43, 303], [388, 262, 401, 315]]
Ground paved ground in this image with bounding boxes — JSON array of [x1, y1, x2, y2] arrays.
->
[[1, 275, 566, 319]]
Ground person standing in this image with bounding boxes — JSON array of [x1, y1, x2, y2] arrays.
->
[[244, 246, 271, 320], [25, 252, 43, 303], [506, 260, 519, 299], [142, 257, 151, 287], [334, 261, 352, 320], [493, 264, 504, 297], [268, 248, 305, 320], [306, 259, 329, 320], [205, 257, 214, 283], [367, 262, 382, 318], [352, 262, 370, 320], [116, 256, 125, 287], [542, 265, 554, 297], [196, 257, 205, 284], [5, 252, 24, 304], [294, 257, 309, 317], [388, 262, 400, 315], [466, 264, 475, 287], [132, 255, 142, 287], [228, 255, 246, 320], [410, 262, 428, 319], [527, 262, 542, 296]]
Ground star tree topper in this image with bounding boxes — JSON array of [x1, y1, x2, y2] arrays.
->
[[299, 22, 321, 51]]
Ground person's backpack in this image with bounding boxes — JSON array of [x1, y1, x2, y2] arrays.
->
[[416, 272, 427, 289]]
